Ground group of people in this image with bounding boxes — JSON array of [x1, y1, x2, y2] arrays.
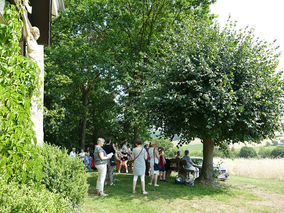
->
[[70, 138, 198, 197], [92, 138, 177, 197], [69, 147, 92, 171]]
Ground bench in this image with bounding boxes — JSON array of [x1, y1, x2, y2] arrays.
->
[[167, 158, 199, 179]]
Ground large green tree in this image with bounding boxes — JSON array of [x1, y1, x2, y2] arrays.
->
[[103, 0, 216, 141], [45, 0, 118, 149], [147, 19, 284, 182], [45, 0, 216, 147]]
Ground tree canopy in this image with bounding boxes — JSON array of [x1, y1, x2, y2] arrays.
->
[[146, 19, 284, 181], [45, 0, 216, 149]]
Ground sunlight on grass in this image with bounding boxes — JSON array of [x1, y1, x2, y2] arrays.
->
[[228, 175, 284, 195], [82, 172, 284, 213]]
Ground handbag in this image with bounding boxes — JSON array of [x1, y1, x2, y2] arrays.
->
[[153, 148, 161, 171], [110, 155, 116, 166]]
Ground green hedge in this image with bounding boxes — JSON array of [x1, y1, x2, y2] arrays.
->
[[0, 176, 72, 213], [270, 147, 284, 158], [258, 147, 272, 158], [40, 144, 88, 206]]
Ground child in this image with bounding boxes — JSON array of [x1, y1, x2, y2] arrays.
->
[[119, 148, 129, 173], [159, 147, 168, 182]]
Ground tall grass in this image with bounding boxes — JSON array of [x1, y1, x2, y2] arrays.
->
[[215, 158, 284, 181]]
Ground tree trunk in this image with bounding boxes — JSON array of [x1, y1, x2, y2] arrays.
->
[[134, 125, 139, 142], [79, 89, 88, 150], [196, 138, 215, 183], [79, 114, 87, 149]]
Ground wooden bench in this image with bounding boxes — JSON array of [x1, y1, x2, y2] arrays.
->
[[167, 158, 198, 179]]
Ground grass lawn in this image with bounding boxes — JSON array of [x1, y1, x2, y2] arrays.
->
[[82, 172, 284, 213]]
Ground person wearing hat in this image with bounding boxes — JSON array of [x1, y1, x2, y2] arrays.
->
[[144, 141, 150, 176], [148, 140, 160, 186]]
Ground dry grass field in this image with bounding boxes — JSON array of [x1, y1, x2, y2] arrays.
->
[[215, 158, 284, 181]]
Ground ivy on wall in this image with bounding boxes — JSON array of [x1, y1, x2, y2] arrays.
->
[[0, 2, 41, 184]]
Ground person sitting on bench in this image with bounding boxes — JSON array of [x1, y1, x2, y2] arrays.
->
[[181, 150, 199, 179]]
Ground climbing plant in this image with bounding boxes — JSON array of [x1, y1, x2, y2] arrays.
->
[[0, 2, 42, 184]]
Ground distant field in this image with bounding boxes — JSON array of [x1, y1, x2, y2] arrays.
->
[[83, 172, 284, 213], [181, 144, 203, 152], [215, 157, 284, 181]]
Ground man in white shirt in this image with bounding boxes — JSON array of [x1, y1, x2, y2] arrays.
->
[[70, 148, 76, 158], [79, 149, 85, 161]]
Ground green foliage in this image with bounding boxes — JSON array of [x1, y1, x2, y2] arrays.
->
[[45, 0, 216, 148], [0, 2, 41, 184], [239, 147, 257, 158], [40, 144, 88, 206], [0, 3, 87, 212], [146, 17, 283, 181], [0, 176, 73, 213], [270, 146, 284, 158], [44, 0, 130, 148], [148, 18, 283, 145], [258, 147, 272, 158], [151, 138, 174, 157]]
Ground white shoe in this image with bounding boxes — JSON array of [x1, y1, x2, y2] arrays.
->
[[148, 183, 152, 186], [99, 192, 108, 197], [126, 170, 128, 173], [118, 170, 120, 173], [154, 184, 159, 187]]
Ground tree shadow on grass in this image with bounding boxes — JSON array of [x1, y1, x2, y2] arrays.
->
[[86, 171, 233, 203]]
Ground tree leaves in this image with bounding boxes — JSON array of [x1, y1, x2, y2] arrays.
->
[[0, 3, 42, 184], [147, 18, 284, 146]]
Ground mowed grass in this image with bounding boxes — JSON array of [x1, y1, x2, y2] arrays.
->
[[82, 172, 284, 213]]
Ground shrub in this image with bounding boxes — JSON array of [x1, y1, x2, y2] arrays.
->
[[213, 146, 233, 158], [270, 147, 284, 158], [213, 148, 226, 158], [258, 147, 272, 158], [39, 144, 88, 207], [0, 176, 72, 213], [239, 146, 257, 158], [152, 138, 175, 158]]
